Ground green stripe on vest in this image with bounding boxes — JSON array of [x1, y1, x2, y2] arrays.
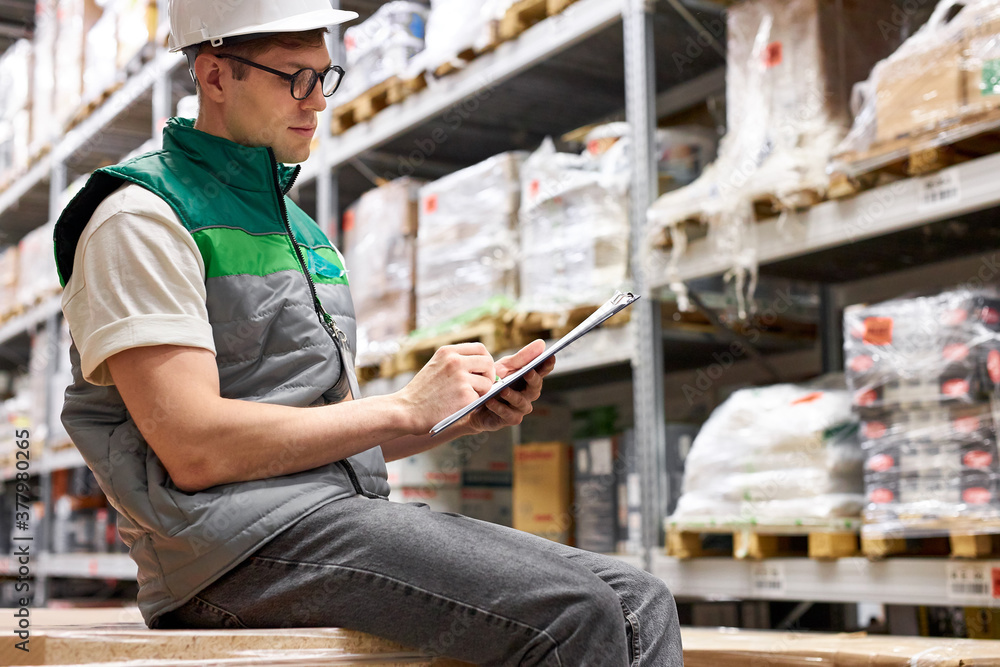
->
[[192, 227, 348, 284]]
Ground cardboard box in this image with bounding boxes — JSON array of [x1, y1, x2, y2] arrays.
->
[[963, 10, 1000, 117], [875, 36, 965, 142], [513, 442, 573, 545]]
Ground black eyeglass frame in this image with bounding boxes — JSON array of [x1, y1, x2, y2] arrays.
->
[[215, 54, 346, 100]]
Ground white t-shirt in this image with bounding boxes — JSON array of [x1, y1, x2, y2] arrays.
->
[[61, 184, 217, 386]]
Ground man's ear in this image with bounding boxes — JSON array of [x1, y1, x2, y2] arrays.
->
[[194, 55, 227, 104]]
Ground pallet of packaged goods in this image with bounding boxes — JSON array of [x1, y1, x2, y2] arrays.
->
[[666, 520, 861, 560], [668, 382, 866, 556], [335, 3, 430, 130], [648, 0, 922, 254], [830, 1, 1000, 199], [846, 288, 1000, 561]]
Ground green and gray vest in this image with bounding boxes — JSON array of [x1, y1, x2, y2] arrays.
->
[[53, 117, 389, 627]]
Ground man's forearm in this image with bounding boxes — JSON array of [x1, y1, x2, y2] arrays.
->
[[380, 422, 478, 462], [156, 392, 418, 492]]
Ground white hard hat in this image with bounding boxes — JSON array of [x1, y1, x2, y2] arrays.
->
[[168, 0, 359, 52]]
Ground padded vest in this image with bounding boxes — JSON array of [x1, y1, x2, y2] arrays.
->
[[53, 117, 389, 626]]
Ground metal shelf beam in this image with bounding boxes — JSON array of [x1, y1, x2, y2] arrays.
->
[[652, 151, 1000, 288], [653, 554, 1000, 607]]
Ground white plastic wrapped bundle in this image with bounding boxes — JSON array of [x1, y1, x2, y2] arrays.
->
[[343, 178, 423, 367], [517, 138, 630, 312], [416, 152, 524, 331], [421, 0, 509, 74], [339, 1, 428, 101], [671, 382, 864, 526], [835, 0, 1000, 169]]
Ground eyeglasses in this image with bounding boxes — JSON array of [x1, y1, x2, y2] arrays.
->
[[216, 54, 346, 100]]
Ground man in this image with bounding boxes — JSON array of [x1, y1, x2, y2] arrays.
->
[[52, 1, 682, 664]]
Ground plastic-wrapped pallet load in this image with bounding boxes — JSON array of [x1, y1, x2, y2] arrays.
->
[[517, 138, 630, 312], [421, 0, 511, 75], [844, 288, 1000, 528], [343, 178, 423, 367], [670, 382, 864, 527], [339, 1, 428, 102], [647, 0, 911, 313], [834, 0, 1000, 168], [0, 247, 18, 316], [415, 152, 524, 331]]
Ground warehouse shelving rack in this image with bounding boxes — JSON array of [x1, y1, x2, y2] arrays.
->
[[3, 0, 999, 614]]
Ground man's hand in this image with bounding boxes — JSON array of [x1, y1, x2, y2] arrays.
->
[[464, 339, 556, 434], [395, 342, 498, 433]]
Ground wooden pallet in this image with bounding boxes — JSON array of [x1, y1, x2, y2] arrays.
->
[[507, 304, 631, 348], [830, 109, 1000, 201], [331, 76, 412, 135], [499, 0, 550, 42], [433, 47, 479, 78], [651, 184, 827, 252], [863, 521, 1000, 559], [397, 316, 512, 374], [667, 523, 861, 561], [547, 0, 581, 13]]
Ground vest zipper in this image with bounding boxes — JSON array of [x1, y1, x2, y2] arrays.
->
[[266, 148, 376, 499]]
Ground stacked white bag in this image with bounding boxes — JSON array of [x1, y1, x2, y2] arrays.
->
[[671, 382, 864, 526]]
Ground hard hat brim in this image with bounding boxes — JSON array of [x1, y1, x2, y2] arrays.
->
[[169, 9, 359, 52]]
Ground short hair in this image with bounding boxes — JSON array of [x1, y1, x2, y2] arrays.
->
[[190, 28, 329, 92]]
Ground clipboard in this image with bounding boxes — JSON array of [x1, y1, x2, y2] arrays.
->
[[430, 290, 640, 435]]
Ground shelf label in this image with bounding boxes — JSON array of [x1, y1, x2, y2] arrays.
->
[[946, 562, 997, 602], [750, 562, 786, 597], [918, 169, 962, 212]]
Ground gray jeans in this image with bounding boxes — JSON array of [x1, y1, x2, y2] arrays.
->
[[156, 496, 683, 666]]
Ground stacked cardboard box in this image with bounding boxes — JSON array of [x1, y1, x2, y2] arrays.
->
[[343, 178, 422, 367], [415, 152, 523, 331], [837, 0, 1000, 158], [513, 441, 573, 545], [844, 288, 1000, 527]]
